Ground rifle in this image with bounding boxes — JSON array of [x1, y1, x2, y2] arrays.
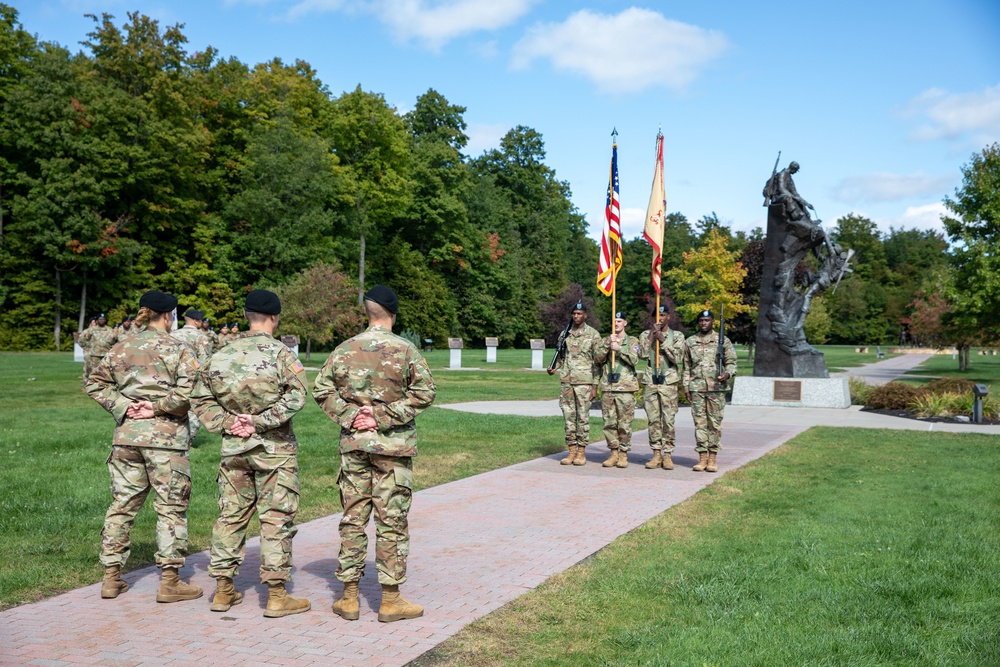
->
[[763, 151, 781, 207], [716, 304, 727, 379], [547, 317, 573, 372]]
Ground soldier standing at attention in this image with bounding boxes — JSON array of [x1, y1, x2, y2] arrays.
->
[[201, 317, 219, 352], [313, 285, 436, 623], [547, 302, 600, 466], [218, 323, 230, 347], [191, 290, 311, 618], [80, 314, 114, 388], [86, 290, 203, 603], [172, 309, 213, 443], [639, 305, 685, 470], [683, 310, 737, 473], [593, 313, 640, 469], [79, 317, 98, 386]]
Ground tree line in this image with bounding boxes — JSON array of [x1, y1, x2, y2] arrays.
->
[[1, 6, 995, 357]]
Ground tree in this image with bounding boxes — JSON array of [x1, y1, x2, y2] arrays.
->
[[727, 238, 764, 358], [539, 283, 601, 344], [278, 262, 361, 361], [664, 228, 748, 326], [942, 142, 1000, 333]]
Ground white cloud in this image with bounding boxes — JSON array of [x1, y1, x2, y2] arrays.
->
[[464, 122, 508, 157], [618, 206, 647, 241], [286, 0, 537, 49], [832, 171, 954, 204], [511, 8, 729, 94], [878, 202, 949, 233], [903, 83, 1000, 145]]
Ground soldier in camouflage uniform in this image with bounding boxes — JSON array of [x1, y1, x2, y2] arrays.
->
[[639, 305, 686, 470], [594, 313, 640, 469], [192, 290, 311, 618], [171, 309, 213, 443], [314, 285, 436, 623], [78, 317, 98, 385], [547, 302, 600, 466], [79, 314, 114, 388], [218, 324, 230, 347], [86, 290, 203, 603], [683, 309, 737, 473], [201, 317, 220, 352]]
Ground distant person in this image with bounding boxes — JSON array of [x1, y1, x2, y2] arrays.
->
[[683, 310, 737, 473], [314, 285, 436, 623], [171, 309, 213, 442], [547, 302, 600, 465], [639, 305, 685, 470], [192, 290, 311, 618], [593, 312, 640, 468], [79, 314, 114, 388], [85, 290, 203, 603]]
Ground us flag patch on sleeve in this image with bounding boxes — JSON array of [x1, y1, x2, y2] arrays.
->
[[292, 362, 304, 373]]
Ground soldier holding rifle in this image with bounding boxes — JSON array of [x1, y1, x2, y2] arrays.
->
[[547, 302, 600, 466], [683, 309, 737, 473]]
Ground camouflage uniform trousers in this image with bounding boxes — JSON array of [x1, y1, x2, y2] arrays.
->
[[689, 391, 726, 453], [187, 410, 201, 443], [336, 450, 413, 586], [644, 383, 679, 453], [82, 355, 99, 389], [209, 447, 299, 584], [559, 383, 593, 448], [100, 446, 191, 569], [601, 391, 636, 451]]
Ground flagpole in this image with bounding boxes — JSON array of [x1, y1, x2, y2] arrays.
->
[[654, 132, 662, 378], [610, 129, 618, 377]]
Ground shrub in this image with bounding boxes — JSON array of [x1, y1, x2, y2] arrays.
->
[[399, 329, 422, 349], [921, 377, 976, 396], [849, 377, 874, 405], [864, 382, 922, 410], [910, 392, 959, 417]]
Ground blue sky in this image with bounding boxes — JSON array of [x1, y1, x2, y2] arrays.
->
[[16, 0, 1000, 243]]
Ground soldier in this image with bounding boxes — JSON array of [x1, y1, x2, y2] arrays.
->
[[593, 312, 640, 468], [313, 285, 436, 623], [80, 315, 114, 388], [201, 317, 219, 352], [218, 323, 230, 347], [79, 317, 99, 385], [85, 290, 203, 603], [547, 302, 600, 466], [639, 305, 686, 470], [171, 309, 213, 443], [229, 322, 240, 342], [191, 290, 311, 618], [683, 310, 737, 473]]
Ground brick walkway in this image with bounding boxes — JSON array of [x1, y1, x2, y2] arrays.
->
[[0, 421, 804, 667]]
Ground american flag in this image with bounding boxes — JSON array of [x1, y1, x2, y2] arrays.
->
[[597, 141, 622, 296]]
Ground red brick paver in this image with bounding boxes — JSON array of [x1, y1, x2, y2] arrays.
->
[[0, 421, 802, 667]]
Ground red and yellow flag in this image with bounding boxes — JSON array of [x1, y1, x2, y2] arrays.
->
[[643, 133, 665, 293]]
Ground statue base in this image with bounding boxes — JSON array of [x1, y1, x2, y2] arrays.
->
[[731, 376, 850, 409], [753, 345, 829, 378]]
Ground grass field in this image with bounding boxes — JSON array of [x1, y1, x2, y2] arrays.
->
[[902, 349, 1000, 386], [416, 427, 1000, 667]]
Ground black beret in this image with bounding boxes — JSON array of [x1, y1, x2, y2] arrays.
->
[[615, 311, 624, 319], [139, 290, 178, 312], [572, 301, 587, 312], [364, 285, 399, 314], [698, 309, 714, 319], [245, 289, 281, 315], [184, 309, 205, 320], [659, 305, 667, 314]]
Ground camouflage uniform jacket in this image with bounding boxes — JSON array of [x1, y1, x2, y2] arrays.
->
[[86, 329, 200, 450], [191, 331, 307, 456], [555, 323, 601, 385], [81, 325, 116, 359], [313, 324, 436, 458], [638, 328, 685, 385], [594, 334, 640, 392], [683, 330, 738, 393], [171, 325, 213, 366]]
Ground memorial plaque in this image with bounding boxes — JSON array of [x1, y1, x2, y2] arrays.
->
[[448, 338, 464, 349], [529, 338, 545, 351], [485, 337, 499, 347], [281, 335, 300, 346], [773, 380, 802, 402]]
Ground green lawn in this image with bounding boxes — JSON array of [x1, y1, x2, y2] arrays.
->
[[903, 349, 1000, 385], [416, 427, 1000, 667], [0, 352, 600, 608]]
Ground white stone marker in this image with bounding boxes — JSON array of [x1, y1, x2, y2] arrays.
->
[[485, 337, 498, 363], [530, 338, 545, 370], [449, 338, 463, 369]]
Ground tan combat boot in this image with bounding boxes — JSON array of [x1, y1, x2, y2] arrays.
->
[[560, 446, 577, 465], [156, 568, 203, 603], [661, 451, 674, 470], [264, 582, 311, 618], [692, 451, 708, 472], [572, 446, 587, 466], [378, 584, 423, 623], [100, 565, 128, 599], [332, 581, 360, 621], [210, 577, 243, 612], [706, 451, 718, 473], [615, 450, 628, 468], [602, 449, 619, 467], [645, 451, 663, 469]]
